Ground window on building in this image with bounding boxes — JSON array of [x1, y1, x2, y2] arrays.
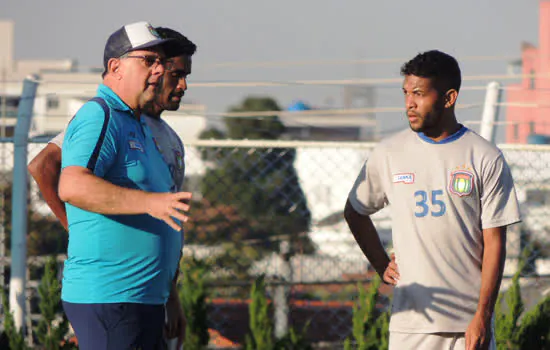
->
[[530, 121, 536, 134], [6, 97, 19, 108], [47, 97, 59, 110], [513, 124, 519, 140]]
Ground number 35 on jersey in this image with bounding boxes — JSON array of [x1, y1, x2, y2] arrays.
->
[[413, 169, 475, 218]]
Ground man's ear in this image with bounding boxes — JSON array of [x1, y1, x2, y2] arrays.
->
[[444, 89, 458, 108], [107, 58, 122, 80]]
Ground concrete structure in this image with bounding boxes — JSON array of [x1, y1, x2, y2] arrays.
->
[[506, 0, 550, 143]]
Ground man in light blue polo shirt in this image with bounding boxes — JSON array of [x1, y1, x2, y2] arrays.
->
[[58, 21, 191, 350]]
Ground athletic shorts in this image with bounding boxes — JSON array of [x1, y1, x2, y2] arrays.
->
[[63, 301, 165, 350]]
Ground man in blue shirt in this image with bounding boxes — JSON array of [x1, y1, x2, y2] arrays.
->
[[58, 21, 191, 350]]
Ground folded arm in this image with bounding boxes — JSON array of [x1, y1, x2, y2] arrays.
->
[[28, 143, 68, 230]]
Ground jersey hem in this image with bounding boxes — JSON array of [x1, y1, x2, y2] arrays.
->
[[61, 296, 167, 305], [482, 217, 522, 229], [389, 325, 468, 334]]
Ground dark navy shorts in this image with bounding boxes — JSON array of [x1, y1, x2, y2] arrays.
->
[[62, 301, 166, 350]]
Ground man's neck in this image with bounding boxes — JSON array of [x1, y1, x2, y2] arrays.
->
[[423, 114, 461, 142], [143, 102, 163, 120], [104, 79, 138, 111]]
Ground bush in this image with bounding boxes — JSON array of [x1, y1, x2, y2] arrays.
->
[[1, 287, 30, 350], [245, 275, 274, 350], [179, 256, 210, 349], [343, 275, 389, 350], [35, 256, 75, 350]]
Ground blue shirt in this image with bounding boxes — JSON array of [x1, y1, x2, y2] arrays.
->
[[61, 84, 182, 305]]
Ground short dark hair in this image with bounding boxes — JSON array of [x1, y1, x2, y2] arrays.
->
[[155, 27, 197, 56], [400, 50, 461, 93]]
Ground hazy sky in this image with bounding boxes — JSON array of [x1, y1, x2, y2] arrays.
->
[[3, 0, 541, 140]]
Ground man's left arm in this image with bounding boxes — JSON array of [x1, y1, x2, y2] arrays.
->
[[466, 226, 506, 350], [466, 153, 521, 350]]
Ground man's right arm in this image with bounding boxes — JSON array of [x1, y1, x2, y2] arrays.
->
[[59, 166, 191, 231], [28, 143, 68, 230], [344, 200, 398, 284]]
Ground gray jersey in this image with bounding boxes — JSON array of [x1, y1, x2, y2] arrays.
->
[[348, 126, 521, 333], [143, 115, 185, 192], [50, 115, 185, 192]]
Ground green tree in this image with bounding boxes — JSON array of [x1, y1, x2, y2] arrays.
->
[[191, 97, 313, 279], [245, 275, 274, 350], [179, 256, 210, 349], [493, 243, 550, 350], [495, 270, 524, 349], [35, 256, 74, 350], [515, 295, 550, 349], [1, 183, 67, 257], [1, 288, 30, 350], [274, 322, 313, 350], [344, 276, 390, 350]]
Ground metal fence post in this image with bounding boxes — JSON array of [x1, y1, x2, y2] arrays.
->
[[274, 240, 291, 339], [479, 81, 501, 143], [9, 75, 39, 332]]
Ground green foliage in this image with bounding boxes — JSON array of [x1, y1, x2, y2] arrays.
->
[[369, 306, 390, 350], [494, 244, 550, 350], [515, 295, 550, 349], [344, 275, 389, 350], [1, 184, 67, 257], [224, 97, 286, 140], [244, 275, 314, 349], [246, 275, 274, 350], [274, 321, 313, 350], [495, 269, 524, 349], [35, 256, 74, 350], [1, 288, 30, 350], [179, 256, 210, 349]]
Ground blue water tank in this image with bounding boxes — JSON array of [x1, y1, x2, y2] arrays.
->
[[527, 134, 550, 145], [287, 100, 312, 111]]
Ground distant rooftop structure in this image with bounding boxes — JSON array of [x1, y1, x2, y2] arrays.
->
[[505, 1, 550, 144], [282, 96, 379, 141]]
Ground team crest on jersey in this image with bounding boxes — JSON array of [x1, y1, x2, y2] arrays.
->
[[128, 140, 144, 152], [174, 150, 184, 169], [392, 173, 415, 184], [449, 169, 474, 197]]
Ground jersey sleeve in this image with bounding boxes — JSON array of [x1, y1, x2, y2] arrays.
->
[[61, 101, 118, 178], [347, 147, 388, 215], [48, 130, 65, 148], [480, 153, 522, 229]]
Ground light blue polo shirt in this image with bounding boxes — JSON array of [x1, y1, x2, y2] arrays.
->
[[61, 84, 182, 305]]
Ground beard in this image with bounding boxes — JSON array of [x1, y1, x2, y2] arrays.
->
[[408, 102, 445, 133]]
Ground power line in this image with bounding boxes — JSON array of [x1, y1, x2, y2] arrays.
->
[[68, 55, 520, 72], [13, 72, 537, 89], [161, 103, 481, 118], [197, 55, 519, 69]]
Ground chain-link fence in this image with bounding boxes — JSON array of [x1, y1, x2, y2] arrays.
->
[[1, 138, 548, 348]]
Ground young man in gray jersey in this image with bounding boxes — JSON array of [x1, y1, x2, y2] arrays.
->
[[345, 50, 521, 350], [27, 26, 196, 350]]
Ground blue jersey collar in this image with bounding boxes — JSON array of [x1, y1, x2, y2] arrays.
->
[[418, 125, 468, 144]]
